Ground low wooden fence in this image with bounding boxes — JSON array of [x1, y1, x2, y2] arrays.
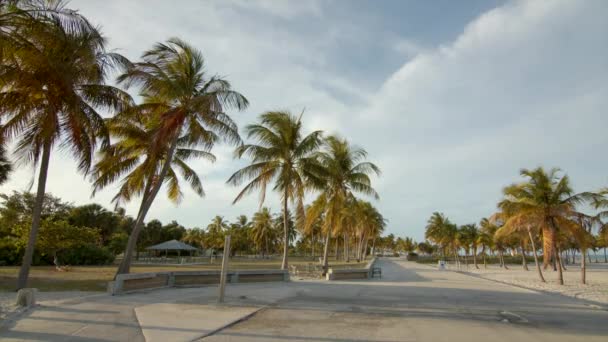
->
[[325, 258, 378, 281], [108, 269, 289, 295]]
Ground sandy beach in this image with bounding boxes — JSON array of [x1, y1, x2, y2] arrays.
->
[[449, 261, 608, 305]]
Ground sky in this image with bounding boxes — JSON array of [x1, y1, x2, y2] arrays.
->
[[2, 0, 607, 241]]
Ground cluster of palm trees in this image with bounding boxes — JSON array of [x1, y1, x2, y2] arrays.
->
[[228, 113, 384, 271], [182, 211, 296, 258], [423, 167, 608, 285], [1, 1, 383, 289]]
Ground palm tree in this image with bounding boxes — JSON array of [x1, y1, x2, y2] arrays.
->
[[354, 200, 385, 260], [497, 167, 598, 285], [425, 212, 457, 261], [302, 205, 323, 259], [1, 1, 132, 289], [206, 216, 228, 251], [93, 113, 212, 206], [458, 224, 480, 269], [182, 228, 205, 249], [251, 207, 275, 257], [228, 111, 323, 270], [477, 218, 495, 269], [305, 136, 380, 271], [98, 38, 247, 276], [0, 143, 12, 185]]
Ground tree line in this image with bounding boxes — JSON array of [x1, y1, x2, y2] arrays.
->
[[0, 1, 383, 290], [0, 190, 386, 267], [401, 167, 608, 286]]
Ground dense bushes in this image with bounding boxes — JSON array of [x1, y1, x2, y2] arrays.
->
[[58, 245, 115, 265], [406, 252, 418, 261]]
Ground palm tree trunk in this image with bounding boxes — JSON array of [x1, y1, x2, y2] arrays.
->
[[559, 248, 567, 271], [115, 135, 180, 277], [322, 230, 331, 273], [281, 189, 289, 270], [17, 142, 51, 290], [604, 247, 607, 263], [311, 230, 315, 259], [594, 250, 599, 263], [581, 248, 587, 285], [553, 239, 564, 285], [344, 233, 350, 262], [521, 241, 529, 271], [473, 246, 478, 269], [528, 229, 545, 282], [334, 237, 339, 260]]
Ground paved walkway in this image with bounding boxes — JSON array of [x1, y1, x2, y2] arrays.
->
[[1, 259, 607, 341], [204, 260, 608, 342]]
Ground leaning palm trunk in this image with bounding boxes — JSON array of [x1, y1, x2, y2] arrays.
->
[[17, 142, 51, 290], [527, 229, 545, 282], [581, 248, 587, 285], [281, 189, 289, 270], [553, 239, 564, 285], [116, 136, 180, 277]]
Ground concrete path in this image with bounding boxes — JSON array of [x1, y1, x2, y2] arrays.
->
[[1, 259, 608, 341], [203, 260, 608, 342]]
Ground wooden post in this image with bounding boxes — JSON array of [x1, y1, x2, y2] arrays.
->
[[218, 235, 231, 303]]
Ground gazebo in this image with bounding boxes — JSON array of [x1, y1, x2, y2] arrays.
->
[[145, 239, 199, 259]]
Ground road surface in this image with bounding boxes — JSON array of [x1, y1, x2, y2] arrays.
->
[[203, 259, 608, 341], [1, 259, 607, 341]]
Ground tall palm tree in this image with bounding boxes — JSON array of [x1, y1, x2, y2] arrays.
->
[[302, 205, 323, 259], [0, 1, 132, 289], [305, 136, 380, 271], [497, 167, 598, 285], [206, 216, 228, 251], [93, 113, 211, 206], [228, 111, 323, 270], [350, 200, 385, 260], [425, 212, 457, 260], [458, 224, 479, 269], [99, 38, 247, 276], [477, 218, 494, 269], [251, 207, 275, 257]]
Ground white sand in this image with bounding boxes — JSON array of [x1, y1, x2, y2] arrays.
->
[[450, 262, 608, 305], [0, 291, 99, 324]]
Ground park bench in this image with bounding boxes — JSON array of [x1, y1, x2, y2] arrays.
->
[[371, 266, 382, 278]]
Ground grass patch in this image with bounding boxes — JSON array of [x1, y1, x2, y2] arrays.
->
[[0, 257, 366, 291]]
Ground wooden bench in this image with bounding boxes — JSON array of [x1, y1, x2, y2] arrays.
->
[[371, 267, 382, 279]]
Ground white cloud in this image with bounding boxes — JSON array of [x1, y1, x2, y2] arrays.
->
[[354, 0, 608, 238]]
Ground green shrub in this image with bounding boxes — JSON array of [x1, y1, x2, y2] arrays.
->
[[58, 245, 115, 265]]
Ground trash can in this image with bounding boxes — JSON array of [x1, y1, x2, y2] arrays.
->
[[438, 260, 446, 270]]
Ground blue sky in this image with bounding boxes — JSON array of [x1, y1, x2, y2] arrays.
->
[[2, 0, 607, 241]]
